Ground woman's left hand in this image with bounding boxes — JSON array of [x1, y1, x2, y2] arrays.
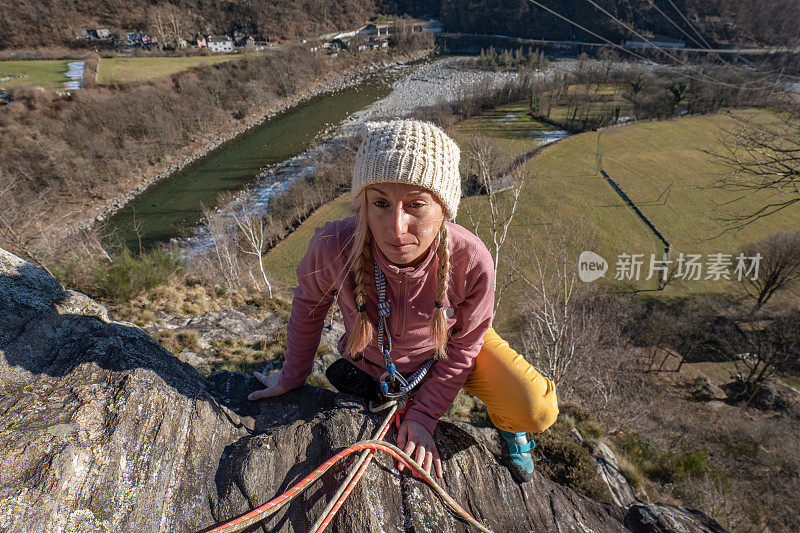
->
[[396, 419, 443, 479]]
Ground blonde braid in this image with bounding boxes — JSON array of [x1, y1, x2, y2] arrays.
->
[[345, 196, 375, 357], [430, 223, 450, 360]]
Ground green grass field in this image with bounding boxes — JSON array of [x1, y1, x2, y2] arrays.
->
[[460, 108, 799, 278], [263, 105, 800, 332], [0, 59, 71, 89], [0, 53, 269, 89], [97, 53, 269, 84], [265, 194, 352, 286], [449, 101, 560, 157], [540, 82, 636, 128]]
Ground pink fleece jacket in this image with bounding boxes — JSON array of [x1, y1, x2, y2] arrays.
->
[[279, 216, 495, 434]]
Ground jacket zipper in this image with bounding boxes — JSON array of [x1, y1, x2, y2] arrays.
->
[[396, 273, 407, 344]]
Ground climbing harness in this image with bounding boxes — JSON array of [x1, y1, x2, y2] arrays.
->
[[374, 260, 434, 398], [199, 262, 490, 533]]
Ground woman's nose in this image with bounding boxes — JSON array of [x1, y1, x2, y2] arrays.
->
[[392, 207, 409, 237]]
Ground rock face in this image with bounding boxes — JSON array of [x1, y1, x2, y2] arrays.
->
[[0, 248, 725, 532]]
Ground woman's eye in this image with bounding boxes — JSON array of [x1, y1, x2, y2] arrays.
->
[[373, 200, 389, 208], [409, 202, 425, 209]]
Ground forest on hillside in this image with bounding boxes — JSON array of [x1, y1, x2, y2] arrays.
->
[[0, 0, 380, 48], [1, 0, 798, 50], [439, 0, 800, 47]]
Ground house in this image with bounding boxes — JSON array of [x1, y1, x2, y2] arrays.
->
[[244, 37, 270, 51], [207, 36, 234, 53], [323, 19, 436, 50], [195, 34, 207, 48], [301, 39, 322, 53], [94, 28, 112, 40], [359, 23, 393, 36], [73, 28, 90, 40], [625, 34, 685, 49]]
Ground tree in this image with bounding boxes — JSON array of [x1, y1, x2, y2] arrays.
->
[[710, 311, 800, 407], [461, 134, 527, 306], [199, 205, 243, 291], [739, 231, 800, 312], [231, 197, 274, 299], [711, 110, 800, 228], [0, 187, 55, 277], [514, 218, 602, 389]]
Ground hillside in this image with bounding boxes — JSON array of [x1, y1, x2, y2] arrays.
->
[[440, 0, 800, 48], [1, 0, 798, 50], [453, 108, 800, 305], [0, 0, 380, 49]]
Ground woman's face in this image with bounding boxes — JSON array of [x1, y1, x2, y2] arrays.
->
[[365, 183, 444, 268]]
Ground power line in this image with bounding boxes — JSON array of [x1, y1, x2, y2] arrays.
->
[[525, 0, 775, 92], [585, 0, 798, 89], [524, 0, 653, 64], [662, 0, 713, 50], [646, 0, 707, 50], [580, 0, 748, 89], [650, 0, 800, 82]]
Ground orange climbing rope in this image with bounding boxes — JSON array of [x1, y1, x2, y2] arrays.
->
[[201, 405, 491, 533], [310, 403, 400, 533]]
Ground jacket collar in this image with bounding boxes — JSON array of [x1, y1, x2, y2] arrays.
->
[[371, 239, 437, 282]]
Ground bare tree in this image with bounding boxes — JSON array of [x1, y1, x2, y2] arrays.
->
[[514, 218, 602, 389], [198, 206, 243, 291], [461, 134, 527, 306], [0, 189, 55, 277], [739, 231, 800, 312], [710, 110, 800, 229], [231, 198, 274, 299], [710, 311, 800, 407]]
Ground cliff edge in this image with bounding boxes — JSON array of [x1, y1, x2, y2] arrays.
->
[[0, 248, 725, 532]]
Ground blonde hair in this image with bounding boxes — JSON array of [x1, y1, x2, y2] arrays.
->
[[344, 191, 451, 360]]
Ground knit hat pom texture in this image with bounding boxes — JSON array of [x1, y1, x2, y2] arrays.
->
[[352, 119, 461, 219]]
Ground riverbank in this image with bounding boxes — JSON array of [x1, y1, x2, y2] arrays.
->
[[74, 49, 432, 240]]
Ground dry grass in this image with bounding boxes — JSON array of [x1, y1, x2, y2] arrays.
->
[[111, 276, 291, 325]]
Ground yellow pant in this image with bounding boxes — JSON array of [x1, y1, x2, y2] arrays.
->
[[463, 327, 559, 434]]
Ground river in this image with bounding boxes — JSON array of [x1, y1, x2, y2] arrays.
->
[[106, 64, 413, 251]]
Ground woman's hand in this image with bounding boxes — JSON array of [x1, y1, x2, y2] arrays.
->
[[248, 370, 293, 400], [396, 419, 443, 479]]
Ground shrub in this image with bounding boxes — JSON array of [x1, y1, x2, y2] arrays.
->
[[536, 421, 610, 502], [92, 247, 183, 303], [614, 430, 714, 485], [176, 331, 200, 351]]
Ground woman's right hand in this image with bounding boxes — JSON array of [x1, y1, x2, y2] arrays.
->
[[248, 370, 293, 400]]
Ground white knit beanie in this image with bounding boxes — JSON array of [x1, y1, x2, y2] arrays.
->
[[351, 119, 461, 220]]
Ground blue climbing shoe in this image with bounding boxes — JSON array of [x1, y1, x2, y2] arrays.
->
[[498, 429, 535, 483]]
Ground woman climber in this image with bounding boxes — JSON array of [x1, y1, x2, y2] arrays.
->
[[248, 119, 559, 483]]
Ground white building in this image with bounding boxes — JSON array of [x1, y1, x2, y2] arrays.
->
[[207, 36, 234, 53]]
